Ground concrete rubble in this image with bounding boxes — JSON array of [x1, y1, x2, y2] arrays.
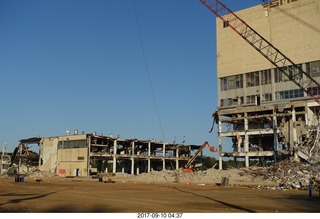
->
[[1, 160, 319, 191], [112, 160, 320, 191], [242, 160, 320, 190], [112, 168, 267, 187]]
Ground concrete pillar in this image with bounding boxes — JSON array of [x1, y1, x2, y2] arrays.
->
[[18, 143, 22, 174], [0, 143, 6, 174], [131, 141, 135, 175], [292, 106, 299, 162], [162, 143, 166, 170], [147, 142, 151, 173], [273, 114, 278, 162], [87, 136, 91, 176], [244, 112, 249, 168], [112, 139, 117, 173], [175, 146, 179, 170], [292, 107, 298, 147], [218, 116, 223, 170], [237, 135, 241, 153], [38, 142, 42, 170]]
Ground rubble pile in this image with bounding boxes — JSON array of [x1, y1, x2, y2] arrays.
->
[[243, 160, 320, 189], [0, 164, 56, 178], [114, 168, 265, 186], [113, 160, 320, 190]]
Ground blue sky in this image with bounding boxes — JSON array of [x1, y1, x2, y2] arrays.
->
[[0, 0, 263, 156]]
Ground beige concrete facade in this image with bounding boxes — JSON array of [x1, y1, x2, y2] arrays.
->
[[57, 148, 88, 177], [217, 0, 320, 77]]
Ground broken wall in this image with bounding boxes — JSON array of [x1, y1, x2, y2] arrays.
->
[[39, 137, 58, 173]]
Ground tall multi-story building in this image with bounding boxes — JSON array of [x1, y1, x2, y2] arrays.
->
[[215, 0, 320, 169]]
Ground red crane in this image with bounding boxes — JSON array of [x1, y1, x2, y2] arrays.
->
[[199, 0, 320, 104]]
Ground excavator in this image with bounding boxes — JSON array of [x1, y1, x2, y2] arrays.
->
[[182, 141, 217, 172]]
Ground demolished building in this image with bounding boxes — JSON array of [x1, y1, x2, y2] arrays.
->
[[5, 132, 203, 177], [214, 0, 320, 169]]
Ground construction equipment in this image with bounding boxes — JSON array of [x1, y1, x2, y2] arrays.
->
[[182, 141, 217, 172], [199, 0, 320, 104]]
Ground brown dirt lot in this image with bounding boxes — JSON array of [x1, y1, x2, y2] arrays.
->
[[0, 176, 320, 213]]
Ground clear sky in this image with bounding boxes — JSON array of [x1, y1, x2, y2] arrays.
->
[[0, 0, 263, 156]]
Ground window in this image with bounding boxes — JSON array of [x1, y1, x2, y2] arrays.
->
[[263, 93, 272, 102], [306, 62, 311, 76], [307, 87, 320, 96], [275, 64, 302, 83], [246, 72, 259, 87], [220, 99, 227, 107], [228, 77, 235, 90], [275, 67, 289, 83], [236, 75, 243, 88], [261, 69, 271, 85], [220, 77, 227, 91], [276, 89, 304, 100], [59, 140, 87, 149], [220, 75, 243, 91], [310, 61, 320, 77], [239, 96, 244, 105], [220, 97, 243, 107], [246, 95, 256, 104]]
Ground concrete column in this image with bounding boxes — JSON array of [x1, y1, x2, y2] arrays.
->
[[147, 142, 151, 173], [237, 135, 241, 153], [18, 143, 23, 174], [175, 146, 179, 170], [292, 107, 298, 147], [292, 107, 299, 162], [112, 139, 117, 173], [0, 143, 6, 174], [244, 112, 249, 168], [273, 114, 278, 162], [87, 136, 91, 176], [131, 141, 135, 175], [38, 142, 42, 170], [162, 143, 166, 170], [218, 116, 223, 170]]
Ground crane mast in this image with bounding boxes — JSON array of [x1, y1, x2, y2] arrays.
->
[[199, 0, 320, 104]]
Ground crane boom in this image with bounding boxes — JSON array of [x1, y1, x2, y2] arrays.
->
[[199, 0, 320, 104]]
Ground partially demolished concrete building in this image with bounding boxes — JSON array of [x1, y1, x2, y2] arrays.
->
[[215, 0, 320, 168], [11, 132, 200, 177]]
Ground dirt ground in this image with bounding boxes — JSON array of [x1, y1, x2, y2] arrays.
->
[[0, 176, 320, 213]]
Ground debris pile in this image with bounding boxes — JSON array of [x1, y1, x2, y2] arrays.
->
[[0, 164, 56, 178], [112, 160, 320, 190], [113, 167, 266, 186], [243, 160, 320, 190]]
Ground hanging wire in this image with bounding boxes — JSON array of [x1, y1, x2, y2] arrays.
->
[[133, 0, 166, 142]]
